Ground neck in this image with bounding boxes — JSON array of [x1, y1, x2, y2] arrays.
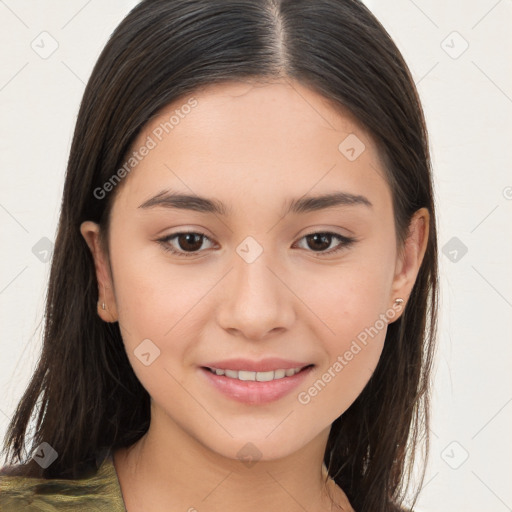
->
[[113, 413, 352, 512]]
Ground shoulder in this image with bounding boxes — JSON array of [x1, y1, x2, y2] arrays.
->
[[0, 453, 126, 511]]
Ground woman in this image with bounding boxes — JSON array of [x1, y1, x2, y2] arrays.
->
[[0, 1, 438, 511]]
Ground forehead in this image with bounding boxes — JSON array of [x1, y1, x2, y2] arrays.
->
[[149, 79, 372, 147], [113, 79, 390, 215]]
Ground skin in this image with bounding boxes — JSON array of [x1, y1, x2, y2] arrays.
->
[[81, 79, 429, 512]]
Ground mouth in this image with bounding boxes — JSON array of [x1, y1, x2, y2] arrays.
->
[[202, 364, 314, 382], [199, 364, 315, 404]]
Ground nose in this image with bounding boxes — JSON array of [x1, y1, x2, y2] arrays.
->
[[216, 246, 296, 341]]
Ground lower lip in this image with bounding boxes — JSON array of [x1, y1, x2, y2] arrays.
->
[[199, 366, 314, 405]]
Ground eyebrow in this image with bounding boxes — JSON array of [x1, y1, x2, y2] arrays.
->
[[138, 189, 373, 216]]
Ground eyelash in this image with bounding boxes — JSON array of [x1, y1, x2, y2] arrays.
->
[[157, 231, 357, 258]]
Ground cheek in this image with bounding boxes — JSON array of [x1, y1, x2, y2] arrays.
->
[[301, 256, 391, 343], [297, 287, 388, 422], [109, 252, 204, 404], [294, 258, 392, 417], [109, 233, 204, 336], [108, 238, 225, 388]]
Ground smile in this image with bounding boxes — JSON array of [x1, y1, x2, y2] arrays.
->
[[200, 364, 314, 404], [206, 366, 307, 381]]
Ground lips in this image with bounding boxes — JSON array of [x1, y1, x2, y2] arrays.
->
[[199, 360, 315, 405]]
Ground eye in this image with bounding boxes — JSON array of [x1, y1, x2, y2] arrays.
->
[[293, 232, 357, 256], [158, 232, 215, 257], [157, 230, 357, 258]]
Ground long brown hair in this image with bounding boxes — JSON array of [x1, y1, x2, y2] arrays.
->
[[1, 1, 438, 510]]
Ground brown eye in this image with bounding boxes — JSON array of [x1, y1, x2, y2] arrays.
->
[[304, 233, 332, 251], [158, 232, 214, 257], [175, 233, 204, 252], [294, 232, 356, 256], [158, 231, 356, 259]]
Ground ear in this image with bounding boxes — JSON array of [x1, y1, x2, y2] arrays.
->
[[80, 221, 118, 323], [389, 207, 430, 320]]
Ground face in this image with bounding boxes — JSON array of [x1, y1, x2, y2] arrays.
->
[[82, 79, 428, 462]]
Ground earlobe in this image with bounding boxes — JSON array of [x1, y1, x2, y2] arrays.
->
[[79, 221, 119, 323], [390, 207, 430, 311]]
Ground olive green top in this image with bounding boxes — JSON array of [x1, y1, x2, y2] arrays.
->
[[0, 449, 126, 511]]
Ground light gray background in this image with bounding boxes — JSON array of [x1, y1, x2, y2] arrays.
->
[[1, 1, 511, 511]]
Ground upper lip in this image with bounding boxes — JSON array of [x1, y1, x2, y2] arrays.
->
[[201, 358, 313, 372]]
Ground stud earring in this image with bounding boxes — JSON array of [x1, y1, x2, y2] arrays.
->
[[394, 298, 404, 305], [101, 302, 106, 310]]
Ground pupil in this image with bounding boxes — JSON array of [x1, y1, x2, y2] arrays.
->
[[308, 233, 330, 251], [180, 233, 202, 251]]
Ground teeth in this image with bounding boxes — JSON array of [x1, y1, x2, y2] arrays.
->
[[209, 366, 305, 381], [274, 369, 286, 379]]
